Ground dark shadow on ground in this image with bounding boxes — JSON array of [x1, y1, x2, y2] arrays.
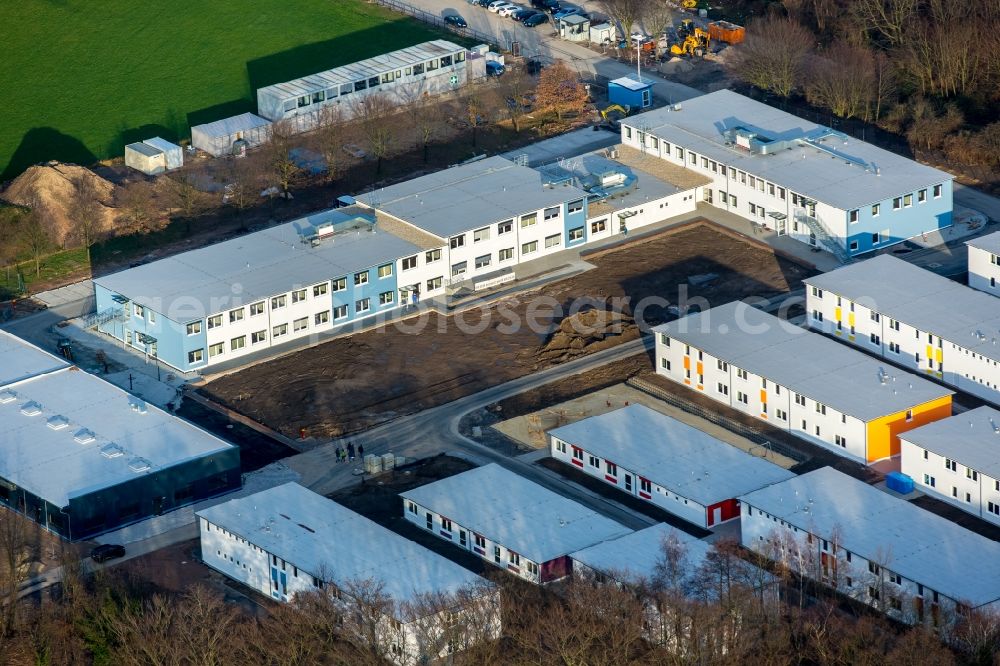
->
[[2, 127, 96, 181]]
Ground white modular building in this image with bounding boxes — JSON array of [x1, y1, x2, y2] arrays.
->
[[548, 404, 794, 528], [400, 463, 632, 584], [256, 41, 468, 129], [804, 254, 1000, 404], [740, 467, 1000, 625], [198, 483, 498, 665], [966, 231, 1000, 295], [190, 112, 272, 157], [899, 407, 1000, 527], [654, 301, 953, 463], [124, 137, 184, 175], [619, 90, 953, 261]]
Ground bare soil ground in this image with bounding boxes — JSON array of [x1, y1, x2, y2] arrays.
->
[[202, 222, 815, 438]]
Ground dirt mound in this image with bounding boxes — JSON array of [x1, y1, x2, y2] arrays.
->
[[537, 307, 637, 364], [2, 162, 117, 245]]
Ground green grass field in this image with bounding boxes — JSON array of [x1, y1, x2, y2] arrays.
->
[[0, 0, 444, 180]]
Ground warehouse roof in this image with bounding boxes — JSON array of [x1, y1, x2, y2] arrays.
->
[[804, 254, 1000, 363], [549, 404, 794, 506], [740, 467, 1000, 607], [0, 329, 67, 387], [400, 464, 632, 563], [191, 112, 271, 139], [621, 90, 951, 210], [0, 366, 235, 507], [94, 207, 421, 318], [654, 301, 952, 421], [570, 523, 708, 584], [899, 407, 1000, 480], [356, 156, 588, 239], [257, 40, 465, 101], [198, 483, 486, 609], [966, 231, 1000, 255]]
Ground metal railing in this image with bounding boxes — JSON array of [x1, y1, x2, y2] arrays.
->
[[793, 210, 852, 264], [83, 306, 124, 330]]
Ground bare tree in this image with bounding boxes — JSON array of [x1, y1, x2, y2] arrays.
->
[[464, 87, 489, 149], [805, 41, 878, 120], [497, 69, 535, 133], [601, 0, 644, 43], [851, 0, 918, 47], [641, 0, 674, 39], [729, 16, 815, 98], [164, 171, 209, 225], [20, 200, 54, 277], [354, 93, 396, 175], [224, 155, 264, 214], [68, 174, 106, 264], [0, 508, 36, 643], [312, 104, 349, 182], [115, 180, 158, 234], [336, 577, 400, 664], [264, 119, 302, 197]]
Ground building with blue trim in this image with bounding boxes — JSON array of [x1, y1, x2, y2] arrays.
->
[[620, 90, 953, 262]]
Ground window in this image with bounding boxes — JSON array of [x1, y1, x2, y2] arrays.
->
[[251, 330, 267, 344], [661, 334, 670, 347], [689, 152, 697, 165], [641, 478, 652, 493], [313, 282, 329, 296], [893, 197, 902, 210], [229, 308, 244, 323], [591, 219, 607, 234], [315, 310, 330, 325], [497, 219, 513, 235], [520, 213, 537, 228], [401, 256, 417, 271], [872, 203, 880, 217], [522, 241, 538, 255], [333, 305, 348, 319], [835, 435, 846, 448], [589, 455, 599, 468], [544, 233, 561, 249], [989, 502, 1000, 516], [903, 193, 913, 207], [776, 408, 787, 421], [332, 277, 347, 292], [272, 323, 288, 337], [271, 295, 286, 309], [605, 461, 617, 475], [508, 551, 520, 566], [718, 360, 728, 371], [209, 342, 225, 357], [475, 534, 486, 549], [499, 247, 514, 262], [872, 232, 880, 245], [945, 458, 957, 472], [425, 249, 441, 263], [450, 234, 465, 249], [544, 207, 560, 220], [451, 261, 467, 278], [676, 146, 684, 160], [568, 199, 584, 214], [849, 209, 859, 224], [730, 195, 737, 208], [231, 336, 246, 351], [472, 227, 490, 243], [248, 301, 265, 316], [208, 314, 222, 329], [569, 227, 584, 242], [933, 184, 942, 198], [426, 58, 439, 71], [661, 358, 671, 370], [292, 289, 307, 303], [188, 349, 204, 363], [811, 286, 823, 298], [795, 394, 806, 406], [967, 468, 978, 481], [354, 271, 369, 286], [378, 264, 393, 278], [441, 517, 452, 532], [293, 317, 308, 332], [871, 333, 880, 345], [474, 254, 491, 269], [717, 382, 729, 395], [427, 276, 443, 291], [355, 298, 370, 314], [918, 189, 926, 203], [186, 321, 202, 335], [702, 156, 709, 169], [379, 291, 394, 306], [923, 474, 936, 487], [778, 187, 786, 200], [737, 391, 749, 405]]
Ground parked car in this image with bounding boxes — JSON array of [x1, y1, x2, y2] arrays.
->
[[444, 13, 468, 27], [498, 4, 523, 16], [530, 0, 558, 9], [486, 61, 506, 77], [525, 58, 546, 74], [487, 1, 513, 12], [554, 7, 586, 19], [513, 8, 540, 21], [524, 12, 549, 26], [545, 1, 562, 13], [90, 544, 126, 563]]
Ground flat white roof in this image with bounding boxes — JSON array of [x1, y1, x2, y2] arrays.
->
[[610, 76, 651, 91], [967, 231, 1000, 255], [654, 301, 952, 421], [400, 464, 632, 564], [94, 207, 422, 318], [740, 467, 1000, 607], [536, 149, 686, 210], [804, 254, 1000, 363], [356, 156, 588, 239], [125, 142, 162, 158], [197, 483, 486, 608], [0, 366, 235, 506], [548, 404, 794, 505], [570, 523, 708, 583], [899, 406, 1000, 480], [622, 90, 951, 210], [191, 112, 271, 139], [0, 329, 68, 387], [257, 40, 464, 100]]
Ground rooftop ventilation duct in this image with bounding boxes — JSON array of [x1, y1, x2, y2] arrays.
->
[[0, 389, 16, 404]]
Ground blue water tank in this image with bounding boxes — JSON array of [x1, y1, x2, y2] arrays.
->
[[886, 471, 914, 494]]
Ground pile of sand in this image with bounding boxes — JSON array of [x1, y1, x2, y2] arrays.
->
[[1, 162, 117, 245], [537, 307, 636, 364]]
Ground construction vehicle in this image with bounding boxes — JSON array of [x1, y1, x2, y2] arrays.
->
[[680, 0, 697, 8], [707, 20, 744, 44], [600, 104, 630, 123], [669, 25, 710, 57]]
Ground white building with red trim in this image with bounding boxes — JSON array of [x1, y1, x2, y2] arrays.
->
[[548, 404, 795, 528]]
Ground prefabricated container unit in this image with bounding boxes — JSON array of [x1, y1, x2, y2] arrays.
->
[[142, 137, 184, 170], [190, 113, 272, 157], [707, 21, 745, 44], [590, 23, 617, 45], [124, 142, 166, 175], [255, 40, 468, 128]]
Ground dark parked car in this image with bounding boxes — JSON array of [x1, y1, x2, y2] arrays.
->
[[90, 544, 126, 563], [525, 58, 546, 74], [444, 14, 468, 27], [524, 12, 549, 26], [530, 0, 558, 9], [512, 8, 540, 21], [486, 60, 506, 77]]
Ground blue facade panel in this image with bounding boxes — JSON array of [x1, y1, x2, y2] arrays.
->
[[608, 81, 652, 110], [563, 198, 588, 247], [329, 263, 400, 326], [845, 180, 953, 256]]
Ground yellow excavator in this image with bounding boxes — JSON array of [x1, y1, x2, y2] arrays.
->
[[680, 0, 697, 8], [600, 104, 630, 123], [669, 25, 710, 57]]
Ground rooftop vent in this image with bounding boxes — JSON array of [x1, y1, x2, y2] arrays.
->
[[128, 457, 151, 473], [129, 399, 148, 415], [0, 389, 16, 404], [46, 415, 69, 430], [20, 401, 42, 416], [101, 443, 125, 459], [74, 428, 96, 444]]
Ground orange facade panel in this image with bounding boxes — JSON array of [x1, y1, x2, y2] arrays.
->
[[865, 395, 952, 462]]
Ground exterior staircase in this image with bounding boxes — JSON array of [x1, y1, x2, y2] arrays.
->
[[84, 306, 124, 330], [794, 211, 852, 264]]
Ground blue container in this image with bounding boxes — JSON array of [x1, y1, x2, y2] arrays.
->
[[886, 471, 914, 494]]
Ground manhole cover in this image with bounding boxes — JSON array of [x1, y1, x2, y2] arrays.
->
[[927, 262, 942, 268]]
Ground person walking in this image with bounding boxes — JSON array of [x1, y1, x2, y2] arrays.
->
[[347, 442, 356, 461], [335, 446, 343, 463], [358, 443, 365, 459]]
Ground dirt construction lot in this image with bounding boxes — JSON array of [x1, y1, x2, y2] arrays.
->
[[202, 221, 815, 437]]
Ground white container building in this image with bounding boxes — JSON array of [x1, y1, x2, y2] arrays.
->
[[198, 483, 499, 665], [966, 231, 1000, 295], [124, 141, 167, 175], [191, 112, 272, 157], [548, 404, 794, 528], [400, 463, 632, 584], [740, 467, 1000, 625]]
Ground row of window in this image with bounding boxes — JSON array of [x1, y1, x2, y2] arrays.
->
[[446, 211, 584, 251]]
